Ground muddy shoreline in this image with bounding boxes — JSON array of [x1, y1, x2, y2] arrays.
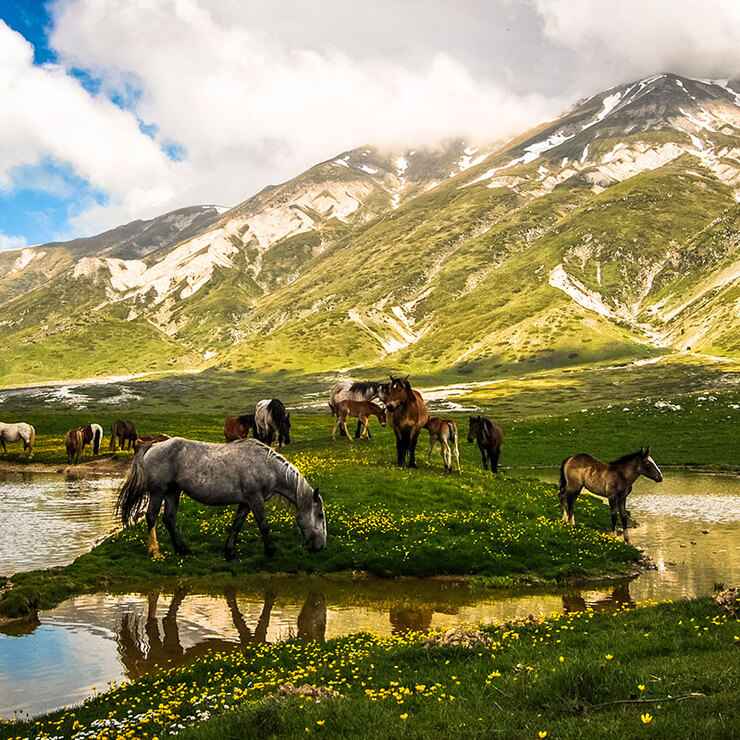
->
[[0, 455, 130, 478]]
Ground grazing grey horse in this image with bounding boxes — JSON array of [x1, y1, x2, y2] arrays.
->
[[116, 437, 326, 560]]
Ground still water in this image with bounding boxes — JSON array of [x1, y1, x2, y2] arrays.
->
[[0, 470, 738, 718]]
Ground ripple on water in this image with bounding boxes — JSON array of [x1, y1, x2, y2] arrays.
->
[[0, 473, 121, 577], [631, 493, 740, 523]]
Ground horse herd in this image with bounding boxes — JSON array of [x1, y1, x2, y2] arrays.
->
[[2, 375, 664, 563]]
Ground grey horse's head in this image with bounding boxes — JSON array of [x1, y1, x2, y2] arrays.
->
[[297, 485, 327, 552]]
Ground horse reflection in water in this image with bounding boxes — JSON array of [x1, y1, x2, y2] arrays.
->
[[561, 582, 635, 614], [115, 587, 327, 679]]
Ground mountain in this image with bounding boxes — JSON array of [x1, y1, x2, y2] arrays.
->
[[1, 75, 739, 386]]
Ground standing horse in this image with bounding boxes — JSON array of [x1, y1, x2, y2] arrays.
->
[[80, 423, 103, 455], [559, 448, 663, 542], [425, 417, 461, 473], [116, 437, 327, 559], [254, 400, 291, 447], [331, 400, 386, 441], [110, 420, 138, 451], [467, 416, 504, 473], [0, 422, 36, 458], [329, 379, 389, 438], [384, 376, 429, 468], [65, 428, 85, 464], [224, 414, 256, 442]]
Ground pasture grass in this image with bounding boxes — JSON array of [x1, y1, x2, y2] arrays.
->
[[2, 598, 737, 739]]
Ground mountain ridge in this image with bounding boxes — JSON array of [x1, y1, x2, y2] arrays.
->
[[1, 73, 738, 385]]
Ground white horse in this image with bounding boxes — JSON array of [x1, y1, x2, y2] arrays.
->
[[0, 422, 36, 458]]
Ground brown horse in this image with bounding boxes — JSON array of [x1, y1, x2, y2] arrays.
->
[[224, 414, 256, 442], [65, 428, 85, 464], [110, 420, 138, 451], [559, 448, 663, 541], [134, 434, 171, 452], [467, 416, 504, 473], [331, 400, 386, 441], [425, 417, 461, 473], [384, 376, 429, 467]]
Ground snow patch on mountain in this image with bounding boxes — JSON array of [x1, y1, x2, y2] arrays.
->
[[11, 248, 46, 272]]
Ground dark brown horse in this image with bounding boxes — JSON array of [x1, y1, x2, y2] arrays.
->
[[110, 420, 138, 451], [559, 448, 663, 541], [467, 416, 504, 472], [224, 414, 256, 442], [79, 423, 103, 455], [134, 434, 171, 452], [65, 427, 85, 464], [331, 400, 386, 441], [383, 376, 429, 468]]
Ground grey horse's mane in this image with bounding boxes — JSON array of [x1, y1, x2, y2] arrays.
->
[[235, 438, 311, 503]]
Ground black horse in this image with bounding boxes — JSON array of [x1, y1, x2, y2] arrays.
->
[[467, 416, 504, 473]]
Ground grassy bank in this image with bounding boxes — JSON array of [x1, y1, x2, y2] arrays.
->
[[0, 423, 639, 620], [2, 598, 736, 739]]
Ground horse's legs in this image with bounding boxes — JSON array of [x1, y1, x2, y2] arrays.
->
[[354, 419, 363, 440], [408, 429, 420, 468], [427, 437, 435, 465], [479, 444, 488, 470], [0, 439, 6, 454], [331, 416, 341, 440], [567, 491, 578, 526], [618, 492, 631, 543], [360, 416, 370, 440], [145, 493, 164, 558], [490, 447, 500, 473], [608, 496, 619, 536], [250, 497, 275, 557], [163, 489, 190, 556], [224, 503, 250, 560], [394, 429, 406, 467], [442, 440, 452, 473]]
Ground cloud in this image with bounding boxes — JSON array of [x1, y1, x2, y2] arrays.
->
[[0, 233, 26, 251], [0, 19, 183, 236], [47, 0, 560, 233], [534, 0, 740, 83]]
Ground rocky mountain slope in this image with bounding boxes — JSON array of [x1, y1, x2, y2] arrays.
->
[[1, 75, 738, 385]]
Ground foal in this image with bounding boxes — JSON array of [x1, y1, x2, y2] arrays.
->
[[332, 400, 386, 441], [559, 447, 663, 542], [425, 417, 461, 473]]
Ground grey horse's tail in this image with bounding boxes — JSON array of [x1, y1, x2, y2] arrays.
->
[[116, 445, 150, 526]]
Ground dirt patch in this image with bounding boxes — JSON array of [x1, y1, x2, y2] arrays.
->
[[0, 455, 130, 478]]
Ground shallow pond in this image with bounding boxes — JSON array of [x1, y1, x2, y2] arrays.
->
[[0, 470, 738, 718]]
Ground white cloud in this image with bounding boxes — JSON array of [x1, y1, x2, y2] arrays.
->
[[0, 233, 27, 251], [0, 19, 184, 236], [534, 0, 740, 82], [46, 0, 559, 234]]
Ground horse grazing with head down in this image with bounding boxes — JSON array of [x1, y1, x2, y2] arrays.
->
[[329, 379, 389, 438], [425, 417, 461, 473], [331, 399, 386, 441], [116, 437, 327, 560], [110, 420, 138, 451], [0, 422, 36, 458], [383, 376, 429, 468], [80, 423, 103, 455], [254, 400, 291, 447], [224, 414, 256, 442], [560, 447, 663, 541], [65, 427, 85, 464], [467, 416, 504, 473]]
